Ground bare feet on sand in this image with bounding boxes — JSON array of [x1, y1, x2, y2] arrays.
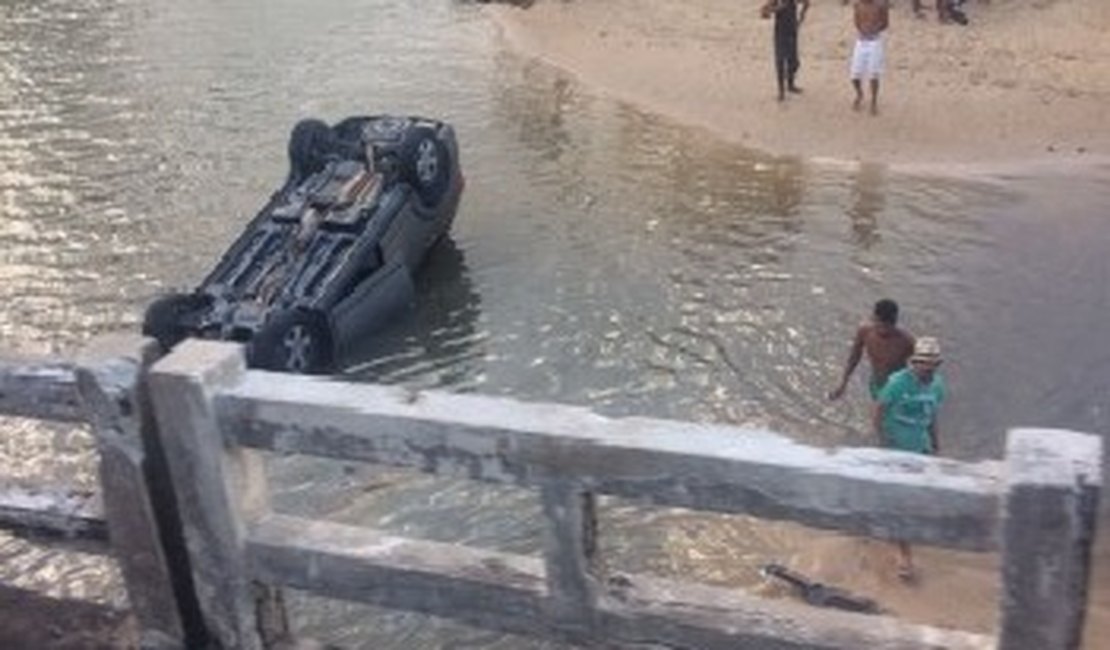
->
[[897, 563, 918, 584], [896, 542, 917, 584]]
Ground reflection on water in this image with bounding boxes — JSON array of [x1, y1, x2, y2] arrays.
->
[[0, 0, 149, 356], [2, 0, 1110, 647], [344, 238, 486, 390], [847, 162, 884, 250]]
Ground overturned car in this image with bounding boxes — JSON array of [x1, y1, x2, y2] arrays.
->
[[143, 115, 464, 373]]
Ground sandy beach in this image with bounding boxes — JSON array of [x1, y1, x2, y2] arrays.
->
[[489, 0, 1110, 168]]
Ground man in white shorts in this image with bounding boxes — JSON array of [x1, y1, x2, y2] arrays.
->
[[851, 0, 890, 115]]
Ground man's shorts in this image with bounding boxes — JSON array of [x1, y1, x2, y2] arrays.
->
[[850, 37, 884, 80]]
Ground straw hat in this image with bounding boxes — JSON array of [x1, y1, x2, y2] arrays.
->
[[910, 337, 942, 365]]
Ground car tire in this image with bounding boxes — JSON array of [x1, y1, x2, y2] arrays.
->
[[288, 119, 336, 181], [248, 308, 333, 374], [401, 128, 450, 208], [142, 292, 208, 351]]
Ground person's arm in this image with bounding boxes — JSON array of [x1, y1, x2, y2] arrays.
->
[[873, 401, 886, 446], [928, 375, 946, 454], [873, 372, 901, 447], [798, 0, 810, 24], [829, 326, 866, 400], [879, 0, 890, 32]]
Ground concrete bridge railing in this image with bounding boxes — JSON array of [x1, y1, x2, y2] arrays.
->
[[0, 334, 1103, 649], [149, 339, 1101, 650], [0, 335, 201, 649]]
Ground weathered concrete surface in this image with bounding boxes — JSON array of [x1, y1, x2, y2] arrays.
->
[[246, 514, 994, 650], [221, 371, 1002, 550], [135, 342, 1102, 650], [0, 585, 138, 649], [541, 482, 600, 636], [246, 513, 550, 637], [998, 428, 1103, 650], [0, 357, 83, 422], [0, 484, 106, 542], [148, 340, 271, 650], [598, 571, 995, 650], [77, 333, 186, 650]]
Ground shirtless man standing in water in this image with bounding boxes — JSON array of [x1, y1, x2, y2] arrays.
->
[[851, 0, 890, 115], [829, 299, 915, 401]]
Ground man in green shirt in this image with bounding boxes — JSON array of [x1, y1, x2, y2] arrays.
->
[[874, 336, 946, 580]]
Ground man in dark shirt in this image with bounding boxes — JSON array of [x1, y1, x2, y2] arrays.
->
[[761, 0, 810, 101]]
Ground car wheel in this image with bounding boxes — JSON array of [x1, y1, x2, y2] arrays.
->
[[142, 292, 209, 351], [248, 309, 333, 374], [401, 128, 450, 208], [288, 119, 335, 181]]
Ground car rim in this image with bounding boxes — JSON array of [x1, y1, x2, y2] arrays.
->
[[415, 139, 438, 186], [281, 324, 313, 372]]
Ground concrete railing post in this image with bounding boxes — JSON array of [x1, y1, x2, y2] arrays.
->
[[541, 482, 600, 638], [998, 428, 1103, 650], [147, 340, 282, 650], [75, 334, 187, 649]]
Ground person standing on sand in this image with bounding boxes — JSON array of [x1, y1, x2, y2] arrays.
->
[[828, 299, 915, 401], [761, 0, 809, 101], [874, 336, 946, 581], [851, 0, 890, 115]]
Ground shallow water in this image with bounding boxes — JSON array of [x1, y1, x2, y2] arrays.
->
[[2, 0, 1109, 646]]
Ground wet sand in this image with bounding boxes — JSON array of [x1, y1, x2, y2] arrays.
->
[[489, 0, 1110, 167]]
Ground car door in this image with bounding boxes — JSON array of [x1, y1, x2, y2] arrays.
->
[[330, 255, 415, 361]]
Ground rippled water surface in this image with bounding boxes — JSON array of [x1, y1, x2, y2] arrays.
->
[[3, 0, 1109, 646]]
